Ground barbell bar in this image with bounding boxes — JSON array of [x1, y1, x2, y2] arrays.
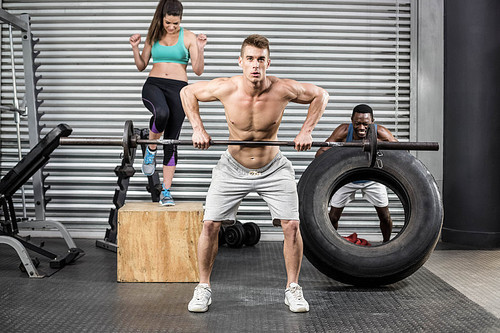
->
[[59, 136, 438, 150], [129, 138, 439, 152], [57, 120, 439, 165]]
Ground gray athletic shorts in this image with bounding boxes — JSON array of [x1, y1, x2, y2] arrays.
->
[[330, 181, 389, 208], [203, 150, 299, 225]]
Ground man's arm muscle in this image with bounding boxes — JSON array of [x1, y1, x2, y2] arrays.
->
[[315, 124, 348, 157], [377, 125, 398, 142], [289, 81, 330, 151], [180, 78, 229, 148]]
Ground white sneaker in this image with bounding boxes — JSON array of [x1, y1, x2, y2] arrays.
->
[[188, 283, 212, 313], [284, 283, 309, 313]]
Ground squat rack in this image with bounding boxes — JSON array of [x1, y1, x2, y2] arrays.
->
[[0, 9, 46, 220], [0, 9, 83, 278]]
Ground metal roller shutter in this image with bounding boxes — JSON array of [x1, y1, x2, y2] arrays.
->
[[1, 0, 411, 239]]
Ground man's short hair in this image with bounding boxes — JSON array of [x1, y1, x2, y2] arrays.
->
[[240, 34, 270, 57], [352, 104, 374, 119]]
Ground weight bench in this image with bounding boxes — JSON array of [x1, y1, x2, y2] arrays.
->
[[0, 123, 84, 277]]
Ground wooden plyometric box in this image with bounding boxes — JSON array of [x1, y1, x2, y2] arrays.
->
[[117, 202, 204, 282]]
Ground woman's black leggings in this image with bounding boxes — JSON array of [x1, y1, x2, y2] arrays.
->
[[141, 77, 188, 166]]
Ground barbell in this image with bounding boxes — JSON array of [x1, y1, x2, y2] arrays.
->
[[58, 120, 439, 165]]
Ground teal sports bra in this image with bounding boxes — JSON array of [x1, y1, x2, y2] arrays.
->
[[151, 27, 189, 65]]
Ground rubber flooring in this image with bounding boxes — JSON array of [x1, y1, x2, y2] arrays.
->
[[0, 239, 499, 333]]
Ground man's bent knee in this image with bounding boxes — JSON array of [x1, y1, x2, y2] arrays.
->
[[202, 220, 222, 237], [281, 220, 300, 238]]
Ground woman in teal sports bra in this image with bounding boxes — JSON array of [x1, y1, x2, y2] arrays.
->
[[129, 0, 207, 206]]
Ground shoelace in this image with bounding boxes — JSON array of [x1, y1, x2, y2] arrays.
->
[[194, 286, 210, 300], [289, 285, 304, 301], [144, 150, 155, 164], [162, 188, 171, 198]]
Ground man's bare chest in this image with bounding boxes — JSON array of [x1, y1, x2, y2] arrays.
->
[[223, 95, 286, 131]]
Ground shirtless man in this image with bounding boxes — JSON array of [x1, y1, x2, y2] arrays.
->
[[180, 34, 329, 313]]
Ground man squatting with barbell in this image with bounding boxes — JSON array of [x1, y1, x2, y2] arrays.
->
[[316, 104, 398, 243], [180, 34, 329, 313]]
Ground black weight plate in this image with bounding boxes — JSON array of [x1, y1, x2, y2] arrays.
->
[[224, 223, 245, 248], [368, 123, 377, 167], [243, 222, 261, 246], [218, 227, 226, 246], [123, 120, 134, 164]]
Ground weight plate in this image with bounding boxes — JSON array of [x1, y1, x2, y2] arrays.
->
[[224, 223, 245, 248], [243, 222, 261, 246], [368, 123, 377, 167], [218, 227, 226, 246]]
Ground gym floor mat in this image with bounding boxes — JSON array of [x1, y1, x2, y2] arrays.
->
[[1, 239, 499, 332]]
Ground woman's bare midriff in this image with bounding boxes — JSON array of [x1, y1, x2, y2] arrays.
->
[[149, 62, 188, 82]]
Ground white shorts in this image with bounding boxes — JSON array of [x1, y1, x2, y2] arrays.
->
[[329, 181, 389, 208], [203, 150, 299, 225]]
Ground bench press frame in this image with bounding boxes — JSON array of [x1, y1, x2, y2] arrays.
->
[[0, 124, 84, 277]]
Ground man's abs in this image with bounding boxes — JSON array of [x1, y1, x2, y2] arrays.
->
[[228, 146, 280, 169]]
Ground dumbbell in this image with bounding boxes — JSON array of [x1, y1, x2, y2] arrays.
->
[[218, 221, 261, 248]]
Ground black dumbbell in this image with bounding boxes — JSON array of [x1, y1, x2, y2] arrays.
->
[[218, 227, 226, 246], [222, 221, 261, 248], [242, 222, 261, 246], [224, 221, 245, 248]]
